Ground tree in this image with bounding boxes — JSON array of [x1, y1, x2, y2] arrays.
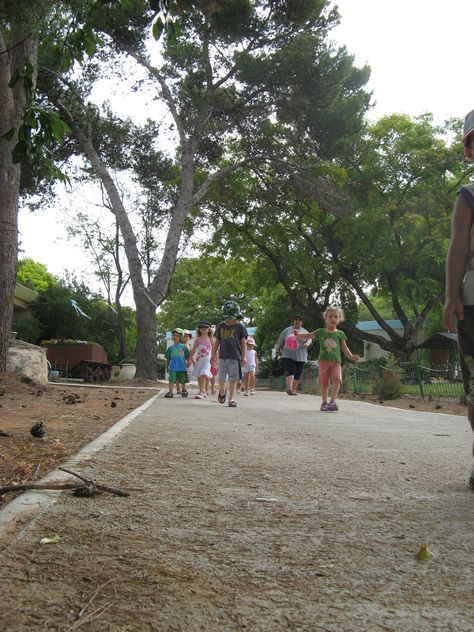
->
[[0, 1, 41, 370], [205, 114, 472, 362], [37, 0, 371, 378], [0, 0, 176, 372], [66, 212, 131, 360]]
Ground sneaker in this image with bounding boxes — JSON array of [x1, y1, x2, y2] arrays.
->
[[320, 402, 328, 411], [244, 391, 249, 396], [250, 389, 255, 395], [164, 392, 173, 398], [327, 401, 339, 412]]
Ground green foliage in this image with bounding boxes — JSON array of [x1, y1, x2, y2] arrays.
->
[[11, 310, 42, 344], [16, 259, 59, 292], [373, 368, 403, 400], [373, 356, 403, 399], [16, 259, 137, 364]]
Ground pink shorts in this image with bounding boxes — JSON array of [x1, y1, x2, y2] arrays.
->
[[318, 361, 342, 387]]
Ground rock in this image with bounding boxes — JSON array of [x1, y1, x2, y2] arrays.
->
[[7, 340, 48, 385], [30, 421, 45, 438]]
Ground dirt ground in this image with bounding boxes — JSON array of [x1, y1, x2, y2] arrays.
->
[[0, 372, 159, 508], [1, 385, 473, 631], [0, 371, 467, 510]]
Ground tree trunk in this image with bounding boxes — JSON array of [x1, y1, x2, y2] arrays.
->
[[133, 290, 157, 379], [0, 24, 37, 372]]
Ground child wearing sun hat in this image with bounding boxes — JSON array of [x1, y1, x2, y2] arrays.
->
[[242, 337, 259, 396]]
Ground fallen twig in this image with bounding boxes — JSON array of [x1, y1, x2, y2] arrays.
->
[[0, 467, 133, 498]]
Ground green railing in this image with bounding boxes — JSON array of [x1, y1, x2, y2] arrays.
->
[[348, 363, 463, 400], [259, 362, 464, 401]]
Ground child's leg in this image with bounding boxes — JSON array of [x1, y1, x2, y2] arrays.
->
[[176, 379, 181, 394], [330, 379, 341, 402], [249, 370, 255, 391], [321, 384, 329, 403], [198, 375, 206, 394], [244, 371, 250, 391], [168, 381, 174, 393]]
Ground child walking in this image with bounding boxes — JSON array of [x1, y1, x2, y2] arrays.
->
[[211, 299, 247, 408], [444, 108, 474, 488], [295, 306, 359, 411], [243, 337, 258, 395], [189, 321, 213, 399], [164, 329, 190, 398]]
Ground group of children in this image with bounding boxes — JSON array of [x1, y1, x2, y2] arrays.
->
[[163, 105, 474, 488], [164, 302, 358, 413], [164, 318, 259, 403]]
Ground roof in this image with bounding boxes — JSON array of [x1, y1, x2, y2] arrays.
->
[[14, 283, 39, 311], [417, 332, 458, 349], [356, 320, 403, 332]]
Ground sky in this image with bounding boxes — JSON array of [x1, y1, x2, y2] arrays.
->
[[18, 0, 474, 290]]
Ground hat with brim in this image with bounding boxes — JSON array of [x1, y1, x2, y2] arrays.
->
[[462, 109, 474, 145], [172, 328, 184, 335], [247, 337, 256, 347], [198, 320, 212, 328]]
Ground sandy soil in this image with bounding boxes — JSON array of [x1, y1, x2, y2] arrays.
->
[[1, 387, 473, 631], [0, 373, 160, 508]]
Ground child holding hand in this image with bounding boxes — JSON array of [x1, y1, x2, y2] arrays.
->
[[295, 305, 359, 412], [164, 329, 190, 398], [189, 321, 213, 399]]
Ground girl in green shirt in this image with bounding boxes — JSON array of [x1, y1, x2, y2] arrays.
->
[[295, 306, 359, 412]]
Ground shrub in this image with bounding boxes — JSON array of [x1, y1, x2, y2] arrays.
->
[[373, 368, 403, 399]]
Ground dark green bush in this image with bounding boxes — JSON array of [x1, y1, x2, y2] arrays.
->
[[373, 368, 403, 399]]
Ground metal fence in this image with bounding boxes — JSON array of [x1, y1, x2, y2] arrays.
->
[[348, 363, 463, 400], [258, 362, 464, 401]]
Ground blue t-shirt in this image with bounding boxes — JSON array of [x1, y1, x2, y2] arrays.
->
[[165, 343, 189, 371]]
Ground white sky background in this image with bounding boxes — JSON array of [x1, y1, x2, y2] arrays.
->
[[18, 0, 474, 295]]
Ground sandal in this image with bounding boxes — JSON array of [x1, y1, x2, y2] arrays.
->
[[164, 392, 173, 398], [181, 390, 188, 398], [195, 393, 204, 399], [218, 388, 227, 404], [228, 400, 237, 407]]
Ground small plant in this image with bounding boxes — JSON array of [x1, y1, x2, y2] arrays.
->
[[373, 367, 403, 399]]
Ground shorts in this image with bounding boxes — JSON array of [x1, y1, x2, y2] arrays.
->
[[242, 364, 256, 374], [169, 370, 188, 385], [217, 358, 240, 382], [456, 305, 474, 426], [281, 358, 305, 380], [318, 361, 342, 387]]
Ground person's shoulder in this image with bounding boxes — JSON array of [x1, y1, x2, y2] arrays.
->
[[457, 184, 474, 208]]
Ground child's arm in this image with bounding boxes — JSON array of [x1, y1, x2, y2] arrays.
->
[[444, 194, 472, 332], [188, 339, 198, 362], [294, 330, 315, 340], [240, 336, 247, 365], [341, 340, 360, 362], [211, 337, 220, 362]]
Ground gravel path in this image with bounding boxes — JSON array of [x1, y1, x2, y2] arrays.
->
[[1, 388, 473, 631]]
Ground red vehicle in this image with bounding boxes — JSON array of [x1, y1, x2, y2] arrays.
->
[[46, 342, 112, 382]]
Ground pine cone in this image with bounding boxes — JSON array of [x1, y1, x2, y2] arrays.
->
[[30, 421, 45, 438]]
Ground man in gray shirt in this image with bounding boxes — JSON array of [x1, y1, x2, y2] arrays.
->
[[277, 315, 311, 395]]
